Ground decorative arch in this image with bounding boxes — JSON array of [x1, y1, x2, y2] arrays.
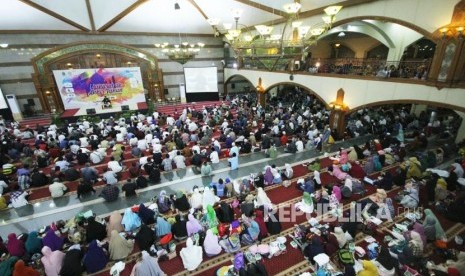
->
[[223, 74, 256, 96], [31, 41, 163, 113], [332, 16, 433, 40], [263, 82, 330, 108]]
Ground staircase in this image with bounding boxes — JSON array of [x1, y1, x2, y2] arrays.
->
[[19, 114, 52, 130]]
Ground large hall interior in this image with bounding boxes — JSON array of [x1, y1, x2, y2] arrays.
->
[[1, 0, 465, 275]]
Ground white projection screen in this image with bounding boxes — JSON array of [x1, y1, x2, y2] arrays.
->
[[184, 67, 218, 93]]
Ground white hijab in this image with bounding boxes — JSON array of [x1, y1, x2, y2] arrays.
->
[[333, 227, 347, 248], [202, 187, 219, 210], [233, 180, 242, 194], [256, 187, 272, 207], [180, 238, 203, 271], [189, 188, 203, 210], [313, 170, 321, 185]]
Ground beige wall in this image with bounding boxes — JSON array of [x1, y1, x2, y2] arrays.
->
[[310, 37, 381, 59]]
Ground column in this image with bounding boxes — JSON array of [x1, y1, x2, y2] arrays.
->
[[257, 91, 266, 107], [455, 111, 465, 143], [329, 109, 347, 139]]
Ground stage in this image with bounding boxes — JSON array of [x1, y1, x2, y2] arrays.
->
[[61, 102, 148, 120]]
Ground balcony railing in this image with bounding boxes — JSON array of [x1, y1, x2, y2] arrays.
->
[[306, 58, 432, 80]]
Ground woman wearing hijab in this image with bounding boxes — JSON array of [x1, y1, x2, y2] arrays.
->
[[263, 166, 274, 186], [313, 170, 322, 190], [256, 187, 273, 209], [180, 237, 203, 271], [85, 216, 107, 243], [187, 214, 203, 237], [357, 260, 379, 276], [0, 256, 18, 276], [12, 259, 39, 276], [353, 144, 365, 160], [321, 230, 339, 256], [363, 157, 374, 175], [138, 203, 156, 225], [189, 188, 203, 210], [339, 149, 349, 165], [423, 208, 445, 240], [332, 227, 347, 248], [376, 171, 393, 190], [130, 250, 165, 276], [348, 147, 358, 162], [7, 233, 25, 257], [304, 235, 324, 265], [136, 224, 156, 252], [122, 208, 142, 232], [25, 231, 42, 255], [331, 165, 348, 181], [42, 230, 64, 252], [407, 157, 422, 179], [172, 215, 188, 241], [283, 163, 293, 179], [203, 205, 219, 234], [204, 229, 222, 256], [83, 240, 108, 273], [202, 187, 219, 210], [174, 190, 190, 212], [109, 230, 134, 260], [400, 183, 419, 209], [60, 244, 84, 276], [41, 245, 65, 276], [157, 190, 172, 214], [155, 216, 171, 238], [373, 246, 397, 276], [406, 222, 427, 246], [217, 202, 234, 223], [107, 211, 124, 238], [241, 215, 259, 245], [295, 192, 314, 214], [331, 185, 342, 204], [254, 209, 268, 239]]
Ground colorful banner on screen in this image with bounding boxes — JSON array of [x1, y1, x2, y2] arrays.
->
[[53, 67, 145, 110]]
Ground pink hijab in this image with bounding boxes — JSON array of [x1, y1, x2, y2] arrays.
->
[[41, 246, 65, 276], [332, 186, 342, 202], [332, 165, 348, 181], [186, 214, 203, 236]]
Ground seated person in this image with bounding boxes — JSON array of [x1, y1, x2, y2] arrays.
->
[[102, 96, 112, 108]]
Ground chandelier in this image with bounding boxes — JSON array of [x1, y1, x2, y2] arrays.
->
[[154, 41, 205, 65], [207, 2, 342, 58]]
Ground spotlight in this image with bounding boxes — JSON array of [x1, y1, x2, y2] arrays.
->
[[174, 2, 180, 10]]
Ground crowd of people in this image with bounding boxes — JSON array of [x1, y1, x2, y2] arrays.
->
[[0, 90, 464, 276]]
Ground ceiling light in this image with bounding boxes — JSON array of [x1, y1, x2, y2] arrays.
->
[[283, 2, 302, 14], [338, 31, 346, 37], [0, 44, 8, 48], [207, 18, 220, 26], [324, 6, 342, 16], [174, 2, 180, 10], [255, 25, 273, 36], [231, 9, 243, 20]]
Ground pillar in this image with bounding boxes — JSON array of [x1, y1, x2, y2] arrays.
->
[[455, 111, 465, 143], [257, 91, 266, 106], [329, 109, 347, 139], [410, 104, 428, 117]]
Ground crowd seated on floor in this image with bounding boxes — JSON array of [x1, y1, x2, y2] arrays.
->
[[0, 94, 464, 275]]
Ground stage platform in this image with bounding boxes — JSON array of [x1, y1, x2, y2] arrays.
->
[[61, 102, 147, 119]]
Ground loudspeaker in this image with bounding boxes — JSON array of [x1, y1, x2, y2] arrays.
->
[[164, 88, 169, 95], [121, 105, 130, 111], [86, 108, 96, 115], [27, 99, 35, 106]]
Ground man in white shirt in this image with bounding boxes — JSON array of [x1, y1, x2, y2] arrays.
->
[[116, 131, 125, 142], [49, 179, 68, 198], [79, 136, 89, 147], [209, 148, 219, 163], [90, 149, 104, 164], [296, 137, 304, 152], [188, 121, 198, 132], [152, 140, 162, 153], [173, 151, 186, 169], [137, 139, 148, 151], [55, 157, 70, 171], [107, 157, 123, 173], [166, 116, 175, 126]]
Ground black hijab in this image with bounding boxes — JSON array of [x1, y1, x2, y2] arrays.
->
[[60, 248, 84, 276], [376, 246, 397, 270], [85, 217, 106, 243], [135, 224, 155, 252], [174, 194, 190, 212], [138, 203, 155, 225], [171, 215, 188, 239]]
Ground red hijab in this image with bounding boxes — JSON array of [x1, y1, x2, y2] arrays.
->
[[7, 233, 25, 257], [254, 209, 268, 237], [13, 260, 40, 276]]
